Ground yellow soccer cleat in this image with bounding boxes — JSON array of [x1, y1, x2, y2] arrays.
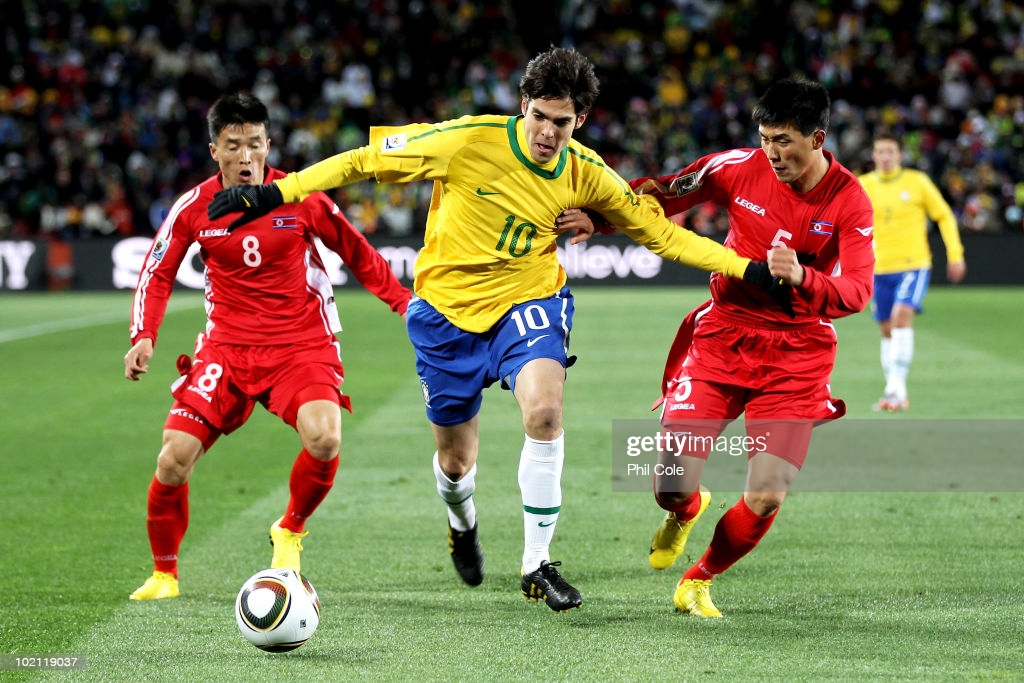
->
[[129, 571, 179, 600], [649, 485, 711, 570], [673, 578, 722, 618], [270, 518, 308, 572]]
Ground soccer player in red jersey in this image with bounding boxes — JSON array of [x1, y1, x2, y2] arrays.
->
[[634, 78, 875, 616], [124, 93, 411, 600]]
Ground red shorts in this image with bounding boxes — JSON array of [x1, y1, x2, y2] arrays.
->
[[164, 334, 350, 449], [658, 303, 845, 468]]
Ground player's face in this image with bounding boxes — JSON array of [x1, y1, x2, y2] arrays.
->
[[521, 97, 585, 165], [210, 123, 270, 188], [871, 139, 901, 174], [759, 124, 826, 193]]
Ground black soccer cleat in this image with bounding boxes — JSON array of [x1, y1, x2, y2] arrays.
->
[[448, 523, 484, 586], [520, 560, 582, 612]]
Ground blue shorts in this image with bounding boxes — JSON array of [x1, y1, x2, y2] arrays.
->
[[406, 287, 575, 426], [872, 269, 930, 322]]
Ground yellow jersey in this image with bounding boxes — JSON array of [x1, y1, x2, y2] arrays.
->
[[858, 167, 964, 275], [278, 114, 750, 332]]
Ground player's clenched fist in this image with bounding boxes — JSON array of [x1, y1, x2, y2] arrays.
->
[[766, 246, 805, 287]]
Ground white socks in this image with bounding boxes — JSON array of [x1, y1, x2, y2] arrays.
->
[[884, 328, 914, 399], [433, 433, 566, 574], [519, 432, 564, 574], [433, 451, 477, 531], [880, 337, 893, 379]]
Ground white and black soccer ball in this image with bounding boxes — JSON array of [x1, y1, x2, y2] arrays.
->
[[235, 568, 320, 652]]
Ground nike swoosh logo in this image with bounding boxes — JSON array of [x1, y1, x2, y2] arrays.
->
[[476, 188, 501, 196], [526, 335, 549, 347], [242, 197, 252, 207], [538, 520, 555, 527], [855, 226, 874, 236]]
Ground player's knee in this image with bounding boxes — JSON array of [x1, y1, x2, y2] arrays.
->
[[436, 448, 474, 480], [745, 491, 784, 516], [156, 439, 199, 485], [891, 304, 916, 328], [521, 401, 562, 439], [303, 429, 341, 460]]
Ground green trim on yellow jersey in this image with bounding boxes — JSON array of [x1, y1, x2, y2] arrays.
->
[[567, 146, 639, 204], [414, 120, 506, 143], [506, 116, 568, 179]]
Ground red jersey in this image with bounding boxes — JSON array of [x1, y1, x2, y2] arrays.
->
[[131, 168, 410, 347], [636, 149, 874, 324]]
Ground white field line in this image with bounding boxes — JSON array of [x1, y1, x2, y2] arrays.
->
[[0, 300, 200, 344]]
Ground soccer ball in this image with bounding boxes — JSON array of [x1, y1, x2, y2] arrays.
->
[[235, 568, 320, 652]]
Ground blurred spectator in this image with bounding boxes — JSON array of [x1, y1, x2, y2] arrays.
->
[[0, 0, 1021, 239], [103, 181, 135, 236], [0, 201, 13, 238], [378, 187, 416, 236], [345, 186, 381, 235]]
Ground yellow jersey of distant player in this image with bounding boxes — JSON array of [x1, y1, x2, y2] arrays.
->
[[277, 114, 749, 332], [858, 167, 964, 275]]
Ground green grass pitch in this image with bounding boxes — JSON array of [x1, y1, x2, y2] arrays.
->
[[1, 287, 1022, 681]]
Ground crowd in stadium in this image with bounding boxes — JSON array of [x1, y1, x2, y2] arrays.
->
[[1, 0, 1022, 240]]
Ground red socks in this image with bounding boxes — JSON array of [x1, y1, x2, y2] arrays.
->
[[659, 489, 703, 522], [683, 496, 777, 581], [280, 449, 339, 533], [146, 477, 189, 578], [143, 449, 336, 576]]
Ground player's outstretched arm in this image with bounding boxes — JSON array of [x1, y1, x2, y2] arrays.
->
[[570, 201, 773, 289], [615, 214, 752, 279], [209, 146, 376, 231], [315, 195, 412, 316]]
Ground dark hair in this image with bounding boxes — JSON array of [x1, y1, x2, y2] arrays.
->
[[206, 93, 270, 143], [519, 46, 600, 115], [873, 130, 903, 149], [751, 78, 830, 136]]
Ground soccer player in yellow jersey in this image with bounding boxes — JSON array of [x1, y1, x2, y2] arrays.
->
[[859, 133, 966, 411], [209, 46, 774, 612]]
